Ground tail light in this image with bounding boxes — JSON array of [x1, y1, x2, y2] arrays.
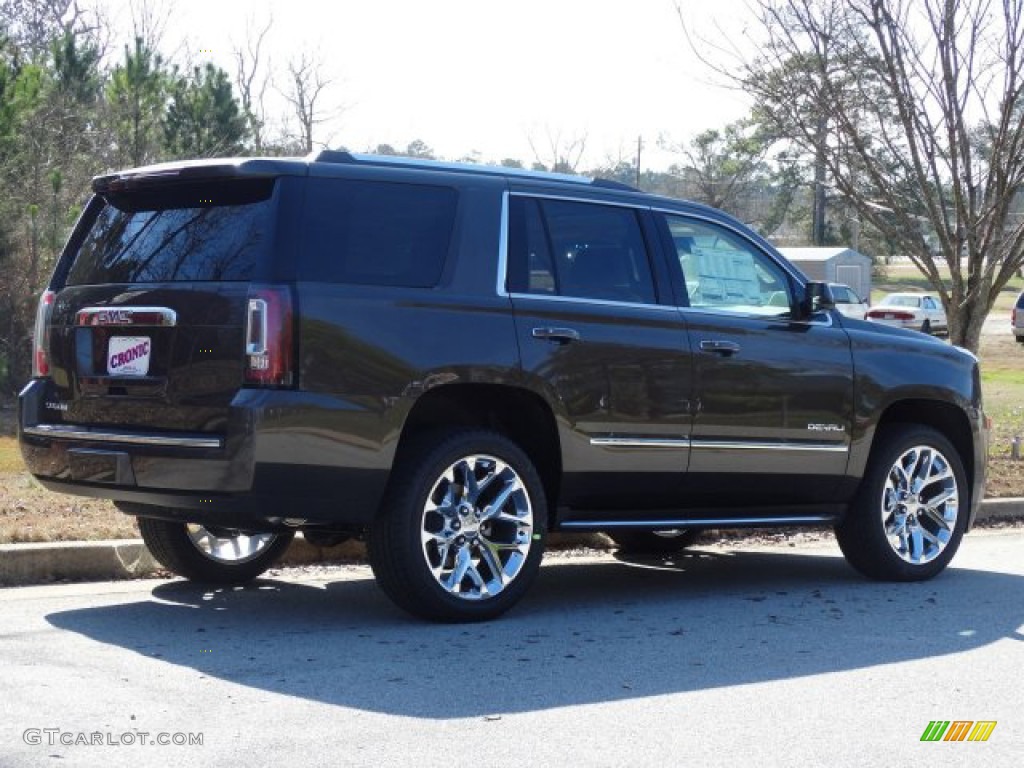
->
[[244, 285, 294, 387], [866, 309, 914, 321], [32, 289, 56, 377]]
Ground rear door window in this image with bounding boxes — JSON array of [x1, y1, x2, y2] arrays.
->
[[508, 196, 657, 304], [67, 178, 275, 285], [300, 178, 457, 287]]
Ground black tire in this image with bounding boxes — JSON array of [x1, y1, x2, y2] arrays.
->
[[367, 429, 547, 622], [835, 425, 968, 581], [138, 517, 294, 584], [920, 319, 931, 334], [607, 529, 701, 554]]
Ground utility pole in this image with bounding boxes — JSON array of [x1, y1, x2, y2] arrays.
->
[[635, 135, 642, 189]]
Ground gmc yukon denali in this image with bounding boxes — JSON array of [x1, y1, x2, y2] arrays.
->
[[19, 152, 988, 621]]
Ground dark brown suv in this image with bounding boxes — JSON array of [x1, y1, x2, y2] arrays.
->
[[19, 152, 988, 620]]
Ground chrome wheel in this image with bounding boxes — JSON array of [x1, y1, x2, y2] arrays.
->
[[420, 454, 534, 601], [880, 444, 959, 565], [186, 525, 279, 564]]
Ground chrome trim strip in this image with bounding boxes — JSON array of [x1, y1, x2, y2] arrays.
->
[[508, 292, 678, 313], [23, 424, 222, 449], [76, 306, 178, 327], [690, 439, 849, 453], [497, 190, 510, 296], [591, 437, 691, 448], [562, 515, 836, 529]]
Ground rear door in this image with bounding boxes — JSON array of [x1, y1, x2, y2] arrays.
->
[[507, 194, 693, 509], [42, 175, 281, 434], [655, 211, 855, 509]]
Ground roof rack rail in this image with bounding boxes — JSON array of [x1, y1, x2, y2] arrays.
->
[[590, 178, 641, 193], [307, 149, 643, 190]]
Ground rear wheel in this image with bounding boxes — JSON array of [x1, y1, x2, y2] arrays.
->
[[920, 319, 932, 334], [835, 425, 967, 581], [368, 430, 547, 622], [607, 529, 700, 554], [138, 517, 294, 584]]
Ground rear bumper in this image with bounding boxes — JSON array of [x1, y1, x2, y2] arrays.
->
[[17, 379, 389, 527]]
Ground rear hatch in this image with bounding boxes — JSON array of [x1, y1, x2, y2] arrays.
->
[[40, 171, 283, 434]]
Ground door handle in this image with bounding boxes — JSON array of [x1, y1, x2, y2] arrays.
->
[[699, 340, 741, 356], [532, 327, 581, 344]]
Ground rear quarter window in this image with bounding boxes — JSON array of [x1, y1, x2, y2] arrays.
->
[[66, 178, 275, 285], [299, 178, 457, 287]]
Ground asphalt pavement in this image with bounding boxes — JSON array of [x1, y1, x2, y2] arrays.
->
[[1, 529, 1022, 767]]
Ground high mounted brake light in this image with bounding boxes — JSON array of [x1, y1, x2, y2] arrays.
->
[[244, 285, 294, 387]]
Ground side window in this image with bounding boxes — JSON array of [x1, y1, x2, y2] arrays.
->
[[923, 296, 936, 310], [507, 197, 557, 294], [662, 214, 791, 317], [508, 196, 656, 304], [833, 286, 853, 304], [300, 178, 457, 287]]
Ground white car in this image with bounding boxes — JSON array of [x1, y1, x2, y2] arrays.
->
[[865, 292, 947, 335], [828, 283, 870, 319]]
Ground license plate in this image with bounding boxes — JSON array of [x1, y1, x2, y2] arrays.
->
[[107, 336, 151, 376]]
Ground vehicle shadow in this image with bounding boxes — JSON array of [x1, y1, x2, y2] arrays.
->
[[46, 548, 1024, 719]]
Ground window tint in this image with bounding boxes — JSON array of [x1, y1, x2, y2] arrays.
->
[[507, 197, 557, 294], [509, 197, 656, 304], [67, 179, 275, 285], [300, 178, 457, 287], [663, 214, 790, 316]]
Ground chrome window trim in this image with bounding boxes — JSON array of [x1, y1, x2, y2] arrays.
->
[[22, 424, 222, 449], [509, 292, 677, 312], [497, 190, 510, 297], [680, 304, 834, 328]]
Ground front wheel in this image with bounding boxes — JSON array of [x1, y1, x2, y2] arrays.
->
[[368, 430, 547, 622], [835, 425, 967, 581], [138, 517, 294, 584]]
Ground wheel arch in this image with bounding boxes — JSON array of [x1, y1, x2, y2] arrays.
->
[[867, 399, 976, 502], [395, 383, 562, 516]]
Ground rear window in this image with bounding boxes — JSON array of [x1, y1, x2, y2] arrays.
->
[[299, 178, 457, 287], [66, 178, 276, 285]]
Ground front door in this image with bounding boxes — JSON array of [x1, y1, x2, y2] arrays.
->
[[656, 212, 855, 510]]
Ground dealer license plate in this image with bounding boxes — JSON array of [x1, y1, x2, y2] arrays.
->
[[107, 336, 152, 376]]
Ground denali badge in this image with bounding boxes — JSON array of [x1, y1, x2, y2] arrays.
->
[[808, 423, 846, 433]]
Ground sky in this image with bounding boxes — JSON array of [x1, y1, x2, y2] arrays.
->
[[97, 0, 753, 171]]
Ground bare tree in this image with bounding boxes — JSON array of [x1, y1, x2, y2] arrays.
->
[[691, 0, 1024, 352], [231, 13, 273, 152], [526, 126, 588, 174], [280, 51, 336, 153]]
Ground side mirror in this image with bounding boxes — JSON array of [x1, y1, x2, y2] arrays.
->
[[800, 282, 836, 320]]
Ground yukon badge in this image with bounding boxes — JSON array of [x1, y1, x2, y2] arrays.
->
[[807, 423, 846, 433]]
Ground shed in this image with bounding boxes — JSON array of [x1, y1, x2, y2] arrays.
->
[[778, 247, 872, 302]]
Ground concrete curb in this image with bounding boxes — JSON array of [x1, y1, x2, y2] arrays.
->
[[2, 500, 1022, 587]]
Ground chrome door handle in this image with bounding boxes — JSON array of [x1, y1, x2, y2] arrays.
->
[[699, 340, 741, 356], [532, 327, 581, 344]]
